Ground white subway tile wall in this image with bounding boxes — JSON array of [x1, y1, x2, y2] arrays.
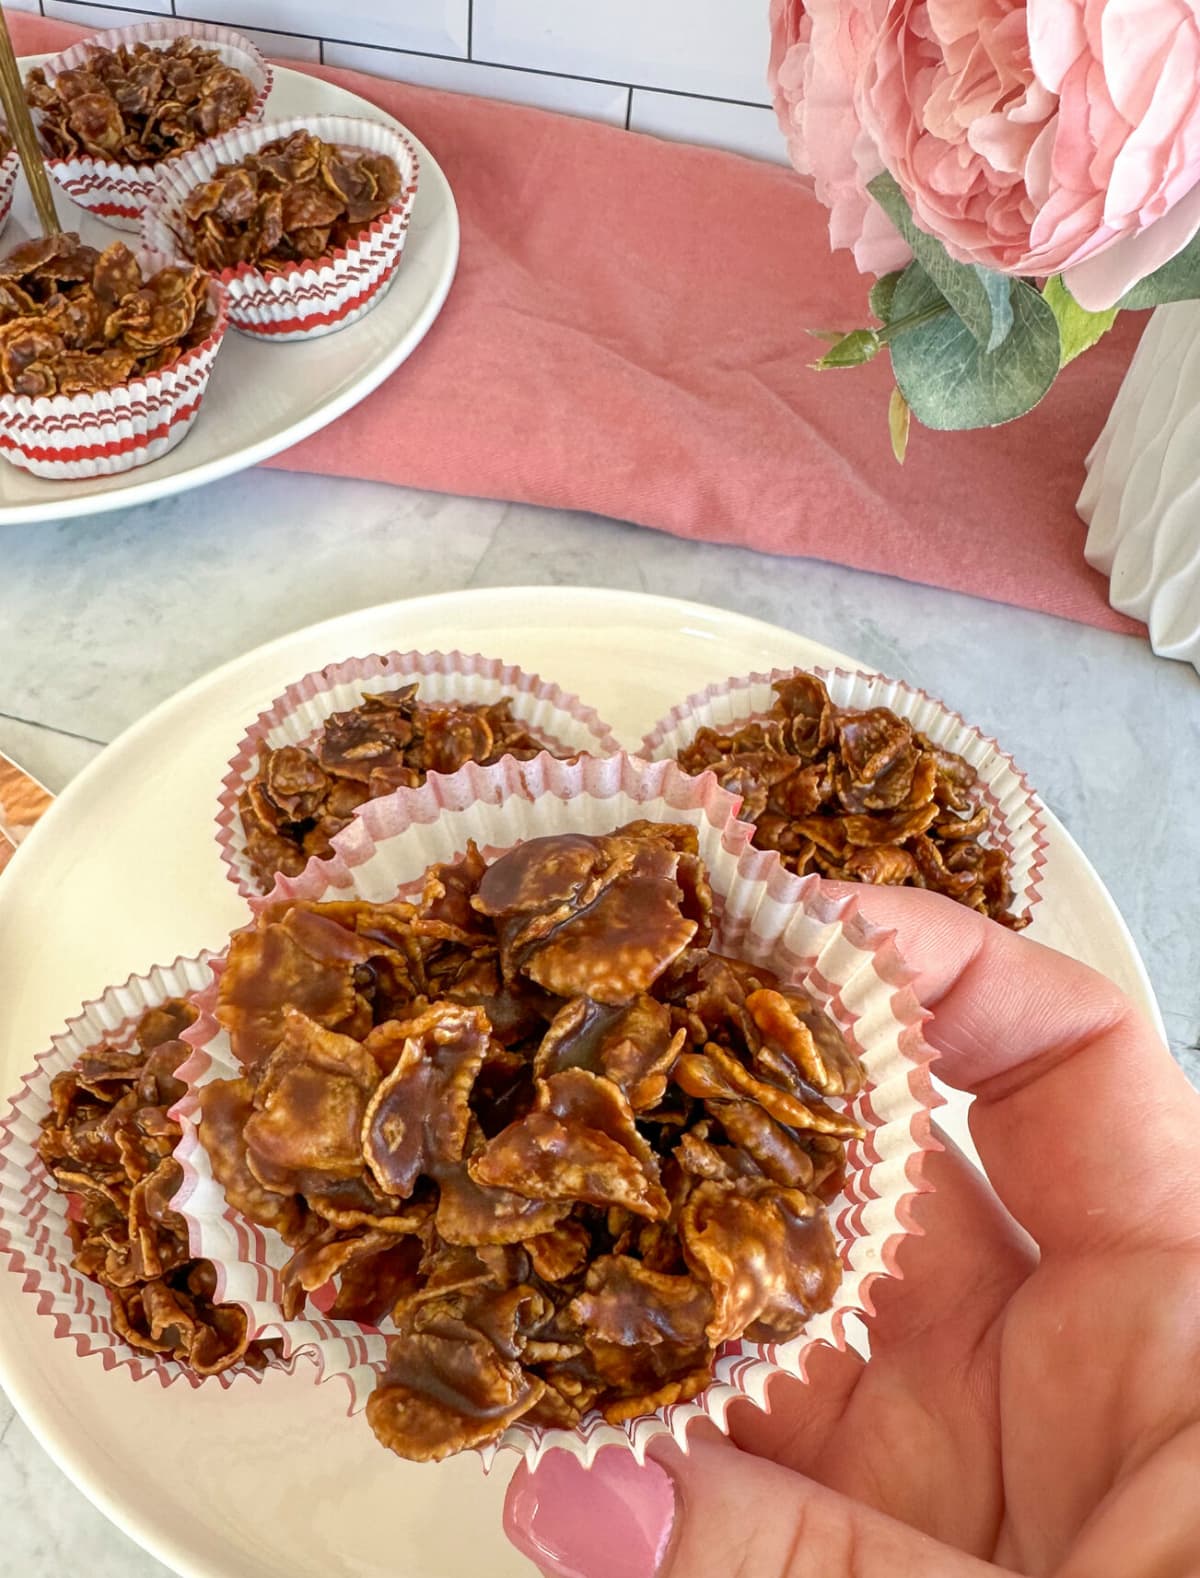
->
[[217, 24, 319, 62], [322, 43, 629, 125], [175, 0, 469, 56], [473, 1, 772, 104], [42, 1, 321, 58], [42, 0, 173, 20], [629, 91, 785, 165], [18, 0, 785, 164]]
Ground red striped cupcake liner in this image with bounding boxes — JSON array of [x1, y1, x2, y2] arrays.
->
[[0, 255, 229, 480], [173, 752, 939, 1468], [0, 143, 18, 243], [32, 20, 272, 231], [215, 648, 620, 897], [143, 114, 419, 341], [0, 955, 301, 1389], [641, 665, 1048, 926]]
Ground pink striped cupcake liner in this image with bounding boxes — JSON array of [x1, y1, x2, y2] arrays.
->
[[216, 648, 620, 897], [641, 665, 1048, 927], [0, 256, 228, 480], [32, 20, 272, 231], [173, 751, 939, 1468], [0, 955, 300, 1389], [143, 114, 419, 341]]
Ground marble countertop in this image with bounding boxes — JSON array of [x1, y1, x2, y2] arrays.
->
[[1, 467, 1198, 1575]]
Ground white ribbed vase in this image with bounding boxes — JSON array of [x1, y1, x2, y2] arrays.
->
[[1078, 302, 1200, 674]]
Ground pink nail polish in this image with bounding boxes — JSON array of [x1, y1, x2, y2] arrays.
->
[[504, 1447, 677, 1578]]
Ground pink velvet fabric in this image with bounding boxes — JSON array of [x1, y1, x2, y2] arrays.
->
[[11, 13, 1145, 634]]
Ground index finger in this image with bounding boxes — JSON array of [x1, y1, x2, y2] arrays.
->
[[824, 883, 1200, 1254]]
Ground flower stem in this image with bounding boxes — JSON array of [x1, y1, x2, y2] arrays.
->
[[877, 300, 952, 344]]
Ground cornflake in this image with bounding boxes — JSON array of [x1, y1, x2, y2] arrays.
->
[[26, 38, 255, 165], [0, 232, 215, 397], [237, 682, 567, 892], [674, 673, 1027, 926], [178, 131, 402, 272], [200, 821, 865, 1460], [36, 998, 272, 1376]]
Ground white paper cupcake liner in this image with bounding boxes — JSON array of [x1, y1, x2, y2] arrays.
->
[[0, 955, 303, 1389], [174, 751, 938, 1468], [641, 665, 1048, 926], [143, 114, 419, 341], [0, 145, 18, 243], [33, 21, 272, 231], [216, 648, 621, 897], [0, 255, 228, 480]]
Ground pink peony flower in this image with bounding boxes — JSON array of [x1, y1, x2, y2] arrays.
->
[[856, 0, 1200, 309], [768, 0, 912, 277]]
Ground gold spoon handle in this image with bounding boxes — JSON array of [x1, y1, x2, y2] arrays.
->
[[0, 6, 60, 236]]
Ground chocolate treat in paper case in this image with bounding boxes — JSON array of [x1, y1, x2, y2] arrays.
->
[[35, 998, 272, 1376], [26, 38, 255, 165], [178, 131, 403, 273], [0, 129, 11, 162], [236, 682, 568, 892], [674, 672, 1026, 926], [0, 233, 216, 398], [200, 821, 865, 1460]]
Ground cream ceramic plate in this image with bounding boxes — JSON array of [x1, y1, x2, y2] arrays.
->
[[0, 588, 1163, 1578], [0, 60, 459, 526]]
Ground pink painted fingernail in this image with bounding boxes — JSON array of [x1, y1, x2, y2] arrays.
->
[[504, 1447, 676, 1578]]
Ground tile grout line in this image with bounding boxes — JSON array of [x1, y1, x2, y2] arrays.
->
[[320, 46, 775, 110], [0, 711, 107, 748], [460, 499, 517, 591]]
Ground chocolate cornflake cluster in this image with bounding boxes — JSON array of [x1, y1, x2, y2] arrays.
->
[[178, 131, 403, 272], [37, 999, 271, 1375], [0, 233, 216, 397], [238, 683, 564, 891], [200, 821, 865, 1461], [26, 38, 255, 164], [0, 128, 12, 160], [675, 673, 1026, 926]]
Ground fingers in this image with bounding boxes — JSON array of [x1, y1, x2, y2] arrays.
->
[[822, 885, 1200, 1254], [727, 1137, 1031, 1510], [504, 1440, 1015, 1578], [725, 1341, 867, 1479], [818, 881, 1141, 1086], [861, 1134, 1034, 1348], [505, 1447, 677, 1578]]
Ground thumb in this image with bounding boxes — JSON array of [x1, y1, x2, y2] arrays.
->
[[504, 1437, 1014, 1578]]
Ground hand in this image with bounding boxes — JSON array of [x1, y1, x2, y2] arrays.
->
[[503, 885, 1200, 1578]]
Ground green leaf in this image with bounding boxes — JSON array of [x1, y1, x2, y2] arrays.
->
[[888, 263, 1062, 429], [1118, 230, 1200, 309], [868, 172, 1015, 351], [1042, 275, 1117, 365], [888, 386, 911, 463], [974, 270, 1015, 353], [869, 270, 903, 325], [811, 328, 881, 370]]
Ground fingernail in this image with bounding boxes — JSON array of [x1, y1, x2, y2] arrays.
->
[[504, 1447, 676, 1578]]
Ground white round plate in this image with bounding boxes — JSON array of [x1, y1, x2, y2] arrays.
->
[[0, 588, 1162, 1578], [0, 59, 460, 527]]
